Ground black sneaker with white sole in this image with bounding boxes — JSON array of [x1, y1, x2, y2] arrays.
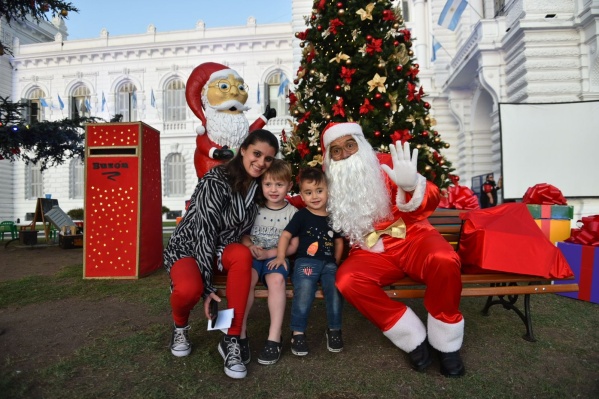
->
[[170, 325, 191, 357], [257, 339, 282, 365], [239, 336, 251, 365], [218, 335, 247, 379], [326, 329, 344, 352], [291, 333, 309, 356]]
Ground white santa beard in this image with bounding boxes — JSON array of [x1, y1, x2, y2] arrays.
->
[[326, 144, 392, 245], [203, 99, 250, 148]]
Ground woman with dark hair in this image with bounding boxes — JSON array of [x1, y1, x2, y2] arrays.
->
[[163, 129, 279, 379]]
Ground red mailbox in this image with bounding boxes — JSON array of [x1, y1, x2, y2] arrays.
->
[[84, 122, 163, 278]]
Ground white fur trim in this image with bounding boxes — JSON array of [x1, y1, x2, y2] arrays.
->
[[196, 125, 206, 135], [208, 68, 241, 83], [382, 307, 426, 353], [396, 174, 426, 213], [323, 123, 364, 149], [427, 313, 464, 353], [208, 147, 216, 159]]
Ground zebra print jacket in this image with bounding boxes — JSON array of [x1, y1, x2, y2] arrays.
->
[[163, 166, 259, 297]]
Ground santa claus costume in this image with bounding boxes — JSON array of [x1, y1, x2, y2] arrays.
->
[[322, 122, 465, 377], [186, 62, 270, 179]]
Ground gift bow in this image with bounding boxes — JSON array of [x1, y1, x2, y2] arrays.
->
[[438, 185, 480, 210], [364, 218, 406, 248], [522, 183, 567, 205], [566, 215, 599, 246]]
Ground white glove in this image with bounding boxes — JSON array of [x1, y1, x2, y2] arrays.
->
[[381, 141, 419, 192]]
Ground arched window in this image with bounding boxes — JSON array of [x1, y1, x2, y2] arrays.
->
[[264, 72, 289, 117], [70, 157, 85, 199], [164, 79, 186, 122], [22, 88, 46, 124], [165, 153, 186, 197], [25, 163, 43, 199], [116, 82, 138, 122], [70, 85, 91, 119]]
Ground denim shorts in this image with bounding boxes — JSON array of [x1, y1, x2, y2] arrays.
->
[[252, 257, 290, 286]]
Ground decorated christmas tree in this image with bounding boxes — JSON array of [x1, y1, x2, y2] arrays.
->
[[282, 0, 455, 190]]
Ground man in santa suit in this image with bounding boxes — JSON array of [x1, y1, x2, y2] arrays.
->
[[322, 122, 465, 377], [186, 62, 276, 179]]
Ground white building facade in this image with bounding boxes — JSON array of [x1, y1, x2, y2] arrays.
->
[[1, 0, 598, 222]]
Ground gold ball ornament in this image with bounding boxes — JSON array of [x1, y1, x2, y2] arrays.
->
[[338, 9, 345, 16], [345, 58, 351, 65], [378, 62, 386, 69], [393, 23, 400, 29], [60, 9, 68, 17], [416, 144, 422, 149], [294, 110, 300, 116], [425, 165, 432, 171], [398, 18, 404, 25], [408, 50, 414, 56], [434, 137, 441, 142], [325, 114, 332, 120], [444, 143, 450, 148], [424, 116, 431, 123]]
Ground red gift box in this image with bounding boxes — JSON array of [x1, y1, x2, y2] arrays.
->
[[556, 242, 599, 304], [458, 203, 573, 278]]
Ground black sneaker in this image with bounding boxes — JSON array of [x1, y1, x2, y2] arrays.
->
[[218, 335, 247, 379], [170, 325, 191, 357], [326, 329, 344, 353], [291, 333, 309, 356], [257, 339, 282, 365], [239, 337, 251, 365]]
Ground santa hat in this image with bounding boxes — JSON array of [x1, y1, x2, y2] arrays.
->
[[320, 122, 364, 159], [185, 62, 242, 135]]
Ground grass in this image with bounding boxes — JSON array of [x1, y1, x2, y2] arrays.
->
[[1, 261, 598, 398]]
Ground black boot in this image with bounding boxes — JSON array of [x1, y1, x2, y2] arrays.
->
[[438, 350, 466, 377], [407, 340, 432, 372]]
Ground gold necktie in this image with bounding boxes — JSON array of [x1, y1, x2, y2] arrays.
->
[[363, 218, 406, 248]]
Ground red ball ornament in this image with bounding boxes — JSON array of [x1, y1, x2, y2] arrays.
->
[[311, 14, 317, 20], [317, 25, 323, 31], [414, 63, 420, 69], [384, 102, 391, 108], [293, 79, 299, 85], [424, 102, 431, 109], [396, 65, 403, 72], [422, 131, 429, 137], [433, 131, 439, 136], [374, 93, 382, 100], [374, 131, 381, 137], [366, 35, 373, 41], [394, 40, 400, 46], [336, 2, 343, 7], [335, 85, 341, 91]]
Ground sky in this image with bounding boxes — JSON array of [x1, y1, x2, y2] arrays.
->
[[62, 0, 293, 40]]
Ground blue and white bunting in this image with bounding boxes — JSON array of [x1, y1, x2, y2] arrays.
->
[[101, 91, 106, 112], [150, 89, 156, 108], [57, 95, 64, 110], [278, 73, 289, 97], [39, 98, 49, 107]]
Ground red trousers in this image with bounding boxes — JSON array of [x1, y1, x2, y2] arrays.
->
[[169, 243, 252, 335], [336, 229, 463, 332]]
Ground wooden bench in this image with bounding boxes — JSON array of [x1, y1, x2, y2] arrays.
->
[[214, 209, 579, 342]]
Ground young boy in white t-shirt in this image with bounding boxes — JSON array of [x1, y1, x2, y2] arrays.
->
[[240, 159, 298, 365]]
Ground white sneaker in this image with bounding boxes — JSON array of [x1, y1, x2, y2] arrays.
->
[[218, 335, 247, 379], [170, 325, 191, 357]]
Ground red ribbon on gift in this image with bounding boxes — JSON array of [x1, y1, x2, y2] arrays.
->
[[566, 215, 599, 246], [522, 183, 567, 205], [438, 185, 480, 210]]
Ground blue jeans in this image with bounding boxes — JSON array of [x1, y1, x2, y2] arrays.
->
[[290, 257, 343, 332]]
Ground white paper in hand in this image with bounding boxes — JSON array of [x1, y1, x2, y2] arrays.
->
[[207, 308, 234, 333]]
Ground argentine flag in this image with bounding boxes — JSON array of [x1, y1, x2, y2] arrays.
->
[[278, 73, 289, 97], [438, 0, 468, 31], [431, 36, 442, 62]]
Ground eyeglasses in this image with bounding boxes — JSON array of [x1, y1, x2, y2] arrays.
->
[[207, 80, 249, 94], [329, 139, 359, 161]]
